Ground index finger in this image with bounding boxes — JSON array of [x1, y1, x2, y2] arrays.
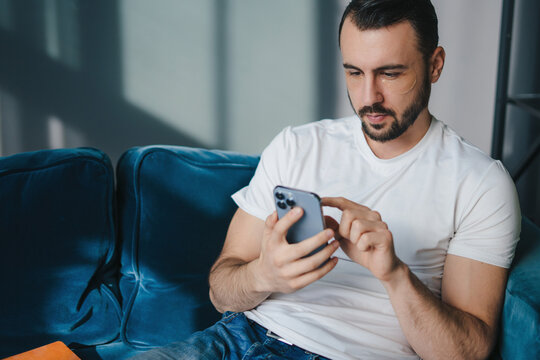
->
[[321, 197, 369, 211]]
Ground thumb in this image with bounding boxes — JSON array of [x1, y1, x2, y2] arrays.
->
[[264, 211, 278, 235]]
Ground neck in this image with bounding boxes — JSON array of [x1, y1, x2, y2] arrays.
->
[[365, 109, 432, 159]]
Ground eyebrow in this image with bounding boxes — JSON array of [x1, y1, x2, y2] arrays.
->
[[343, 63, 408, 72]]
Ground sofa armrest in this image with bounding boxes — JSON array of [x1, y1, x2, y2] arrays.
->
[[499, 216, 540, 359], [0, 148, 121, 358]]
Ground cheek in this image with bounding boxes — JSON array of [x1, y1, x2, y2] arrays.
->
[[345, 83, 361, 109], [345, 78, 360, 96], [345, 77, 415, 114], [388, 95, 411, 112], [383, 89, 418, 113]]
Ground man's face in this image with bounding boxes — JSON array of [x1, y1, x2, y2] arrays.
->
[[340, 19, 431, 143]]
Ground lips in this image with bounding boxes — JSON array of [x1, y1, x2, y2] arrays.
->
[[365, 113, 388, 124]]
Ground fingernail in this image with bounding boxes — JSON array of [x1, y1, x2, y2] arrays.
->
[[292, 207, 302, 215], [325, 229, 333, 237]]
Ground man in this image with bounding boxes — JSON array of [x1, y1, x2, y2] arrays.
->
[[136, 0, 520, 358]]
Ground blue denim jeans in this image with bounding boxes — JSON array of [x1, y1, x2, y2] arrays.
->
[[130, 312, 329, 360]]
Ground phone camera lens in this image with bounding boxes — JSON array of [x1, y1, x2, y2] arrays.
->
[[275, 192, 285, 200], [277, 201, 287, 209], [286, 198, 295, 207]]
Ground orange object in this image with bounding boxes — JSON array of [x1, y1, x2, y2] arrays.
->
[[3, 341, 80, 360]]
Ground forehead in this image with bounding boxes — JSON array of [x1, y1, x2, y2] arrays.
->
[[340, 18, 422, 68]]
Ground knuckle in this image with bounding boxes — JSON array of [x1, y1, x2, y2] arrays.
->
[[369, 211, 381, 221], [321, 250, 333, 263], [273, 221, 287, 234], [359, 232, 370, 243], [294, 246, 308, 260], [342, 209, 353, 222], [338, 225, 347, 237], [309, 255, 324, 269], [281, 282, 294, 293], [317, 263, 332, 278], [288, 279, 300, 291], [278, 271, 291, 285], [318, 230, 332, 243], [272, 256, 284, 269]]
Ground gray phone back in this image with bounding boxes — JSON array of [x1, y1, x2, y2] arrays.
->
[[274, 186, 326, 246]]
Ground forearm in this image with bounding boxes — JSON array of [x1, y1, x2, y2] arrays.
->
[[384, 263, 495, 360], [209, 257, 270, 313]]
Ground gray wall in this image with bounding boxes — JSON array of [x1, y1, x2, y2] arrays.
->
[[0, 0, 503, 161], [430, 0, 502, 154], [3, 1, 538, 222]]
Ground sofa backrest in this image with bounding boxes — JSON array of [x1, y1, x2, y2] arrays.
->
[[0, 148, 121, 357], [2, 145, 538, 359], [499, 216, 540, 359], [115, 145, 259, 349]]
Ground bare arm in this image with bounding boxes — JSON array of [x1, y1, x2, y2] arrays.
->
[[384, 255, 507, 359], [209, 208, 340, 313], [208, 209, 268, 313], [323, 197, 507, 360]]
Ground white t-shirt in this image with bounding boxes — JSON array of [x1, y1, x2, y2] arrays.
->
[[232, 116, 521, 360]]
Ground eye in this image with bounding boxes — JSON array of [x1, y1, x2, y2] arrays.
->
[[381, 72, 401, 79], [347, 71, 361, 77]]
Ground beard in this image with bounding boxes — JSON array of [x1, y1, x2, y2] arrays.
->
[[352, 68, 431, 143]]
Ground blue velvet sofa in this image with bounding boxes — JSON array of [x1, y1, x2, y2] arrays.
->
[[0, 146, 538, 359]]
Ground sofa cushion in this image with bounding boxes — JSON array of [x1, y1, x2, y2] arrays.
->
[[0, 148, 121, 358], [499, 216, 540, 359], [116, 146, 259, 349]]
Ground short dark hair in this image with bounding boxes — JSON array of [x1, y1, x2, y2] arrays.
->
[[338, 0, 439, 60]]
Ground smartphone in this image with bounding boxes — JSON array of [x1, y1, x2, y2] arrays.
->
[[273, 185, 327, 255]]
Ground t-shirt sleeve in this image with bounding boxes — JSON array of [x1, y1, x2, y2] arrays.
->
[[232, 127, 294, 220], [447, 161, 521, 268]]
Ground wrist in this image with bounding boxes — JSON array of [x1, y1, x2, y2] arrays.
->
[[381, 260, 410, 292], [248, 258, 272, 295]]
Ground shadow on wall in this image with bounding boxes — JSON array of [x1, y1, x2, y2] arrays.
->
[[0, 0, 344, 163], [0, 0, 205, 165]]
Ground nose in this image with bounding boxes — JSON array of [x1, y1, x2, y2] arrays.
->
[[360, 75, 383, 107]]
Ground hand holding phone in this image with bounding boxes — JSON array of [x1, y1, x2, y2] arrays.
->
[[249, 186, 338, 294]]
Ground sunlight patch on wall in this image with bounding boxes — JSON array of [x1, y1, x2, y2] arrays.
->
[[47, 115, 85, 149], [43, 0, 81, 70], [119, 0, 217, 146], [47, 116, 64, 149]]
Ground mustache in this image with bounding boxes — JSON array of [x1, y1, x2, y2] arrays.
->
[[358, 103, 396, 118]]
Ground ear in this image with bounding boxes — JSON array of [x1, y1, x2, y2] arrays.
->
[[429, 46, 445, 83]]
